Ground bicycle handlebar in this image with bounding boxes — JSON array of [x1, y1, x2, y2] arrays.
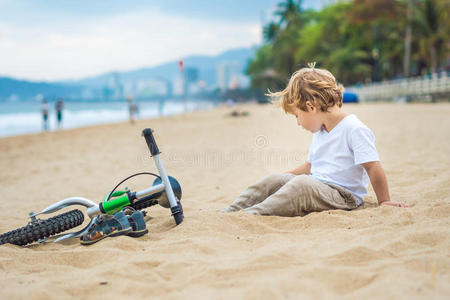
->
[[142, 128, 160, 156]]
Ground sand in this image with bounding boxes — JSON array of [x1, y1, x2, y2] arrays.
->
[[0, 102, 449, 299]]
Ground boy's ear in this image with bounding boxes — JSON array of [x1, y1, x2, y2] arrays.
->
[[305, 101, 315, 112]]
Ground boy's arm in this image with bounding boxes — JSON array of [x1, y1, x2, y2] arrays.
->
[[362, 161, 408, 207], [285, 162, 311, 175]]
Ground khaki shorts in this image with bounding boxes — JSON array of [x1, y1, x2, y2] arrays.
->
[[221, 173, 357, 217]]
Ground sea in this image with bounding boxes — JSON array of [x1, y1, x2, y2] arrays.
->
[[0, 99, 217, 137]]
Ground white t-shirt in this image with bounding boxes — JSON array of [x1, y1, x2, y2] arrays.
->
[[307, 114, 379, 206]]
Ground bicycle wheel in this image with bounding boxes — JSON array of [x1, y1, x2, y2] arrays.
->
[[0, 209, 84, 246]]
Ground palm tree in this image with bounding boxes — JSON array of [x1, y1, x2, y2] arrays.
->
[[275, 0, 303, 28], [271, 0, 304, 77], [403, 0, 414, 77], [415, 0, 446, 73], [263, 22, 280, 43]]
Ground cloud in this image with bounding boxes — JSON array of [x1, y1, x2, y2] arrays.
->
[[0, 9, 262, 81]]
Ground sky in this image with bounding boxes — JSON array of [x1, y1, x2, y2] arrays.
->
[[0, 0, 326, 82]]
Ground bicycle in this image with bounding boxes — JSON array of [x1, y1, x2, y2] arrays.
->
[[0, 128, 183, 246]]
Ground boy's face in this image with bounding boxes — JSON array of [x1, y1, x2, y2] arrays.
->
[[290, 103, 323, 133]]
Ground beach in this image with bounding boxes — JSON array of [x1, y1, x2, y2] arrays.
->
[[0, 102, 449, 299]]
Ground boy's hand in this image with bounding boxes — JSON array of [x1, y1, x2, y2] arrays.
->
[[380, 201, 409, 208], [362, 162, 408, 208], [285, 162, 311, 176]]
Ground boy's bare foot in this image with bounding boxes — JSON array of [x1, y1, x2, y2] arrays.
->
[[221, 205, 241, 213]]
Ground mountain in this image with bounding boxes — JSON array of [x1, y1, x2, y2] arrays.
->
[[0, 77, 82, 101], [63, 47, 256, 88], [0, 47, 257, 101]]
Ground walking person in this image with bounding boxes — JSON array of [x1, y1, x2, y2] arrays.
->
[[41, 99, 49, 131], [55, 98, 64, 129], [127, 96, 138, 124], [158, 99, 165, 117]]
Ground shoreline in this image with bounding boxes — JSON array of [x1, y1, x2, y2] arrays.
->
[[0, 98, 218, 138]]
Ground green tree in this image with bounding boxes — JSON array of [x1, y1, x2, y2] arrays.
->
[[263, 22, 280, 43], [413, 0, 448, 73], [295, 2, 372, 84], [247, 0, 449, 91], [247, 45, 284, 92], [273, 0, 304, 76], [275, 0, 303, 28]]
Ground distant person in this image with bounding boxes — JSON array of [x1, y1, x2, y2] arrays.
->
[[158, 99, 165, 117], [226, 98, 248, 117], [41, 99, 49, 131], [127, 96, 138, 124], [55, 99, 64, 129], [222, 64, 408, 217]]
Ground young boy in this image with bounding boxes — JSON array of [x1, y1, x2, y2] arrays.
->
[[221, 65, 408, 217]]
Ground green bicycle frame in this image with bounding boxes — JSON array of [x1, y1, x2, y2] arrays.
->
[[102, 191, 131, 215]]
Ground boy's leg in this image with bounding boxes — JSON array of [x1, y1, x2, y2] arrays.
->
[[221, 173, 295, 212], [243, 175, 357, 216]]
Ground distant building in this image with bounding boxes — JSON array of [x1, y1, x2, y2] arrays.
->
[[185, 67, 199, 84], [228, 75, 240, 90], [135, 79, 167, 97], [184, 67, 199, 96], [217, 62, 230, 91], [216, 61, 250, 92], [108, 72, 123, 100], [165, 80, 173, 98], [173, 76, 184, 96]]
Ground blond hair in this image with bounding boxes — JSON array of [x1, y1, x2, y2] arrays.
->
[[268, 63, 344, 113]]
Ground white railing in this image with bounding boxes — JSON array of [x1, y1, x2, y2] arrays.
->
[[348, 72, 450, 102]]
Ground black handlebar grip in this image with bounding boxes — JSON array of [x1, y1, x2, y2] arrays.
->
[[142, 128, 160, 156]]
